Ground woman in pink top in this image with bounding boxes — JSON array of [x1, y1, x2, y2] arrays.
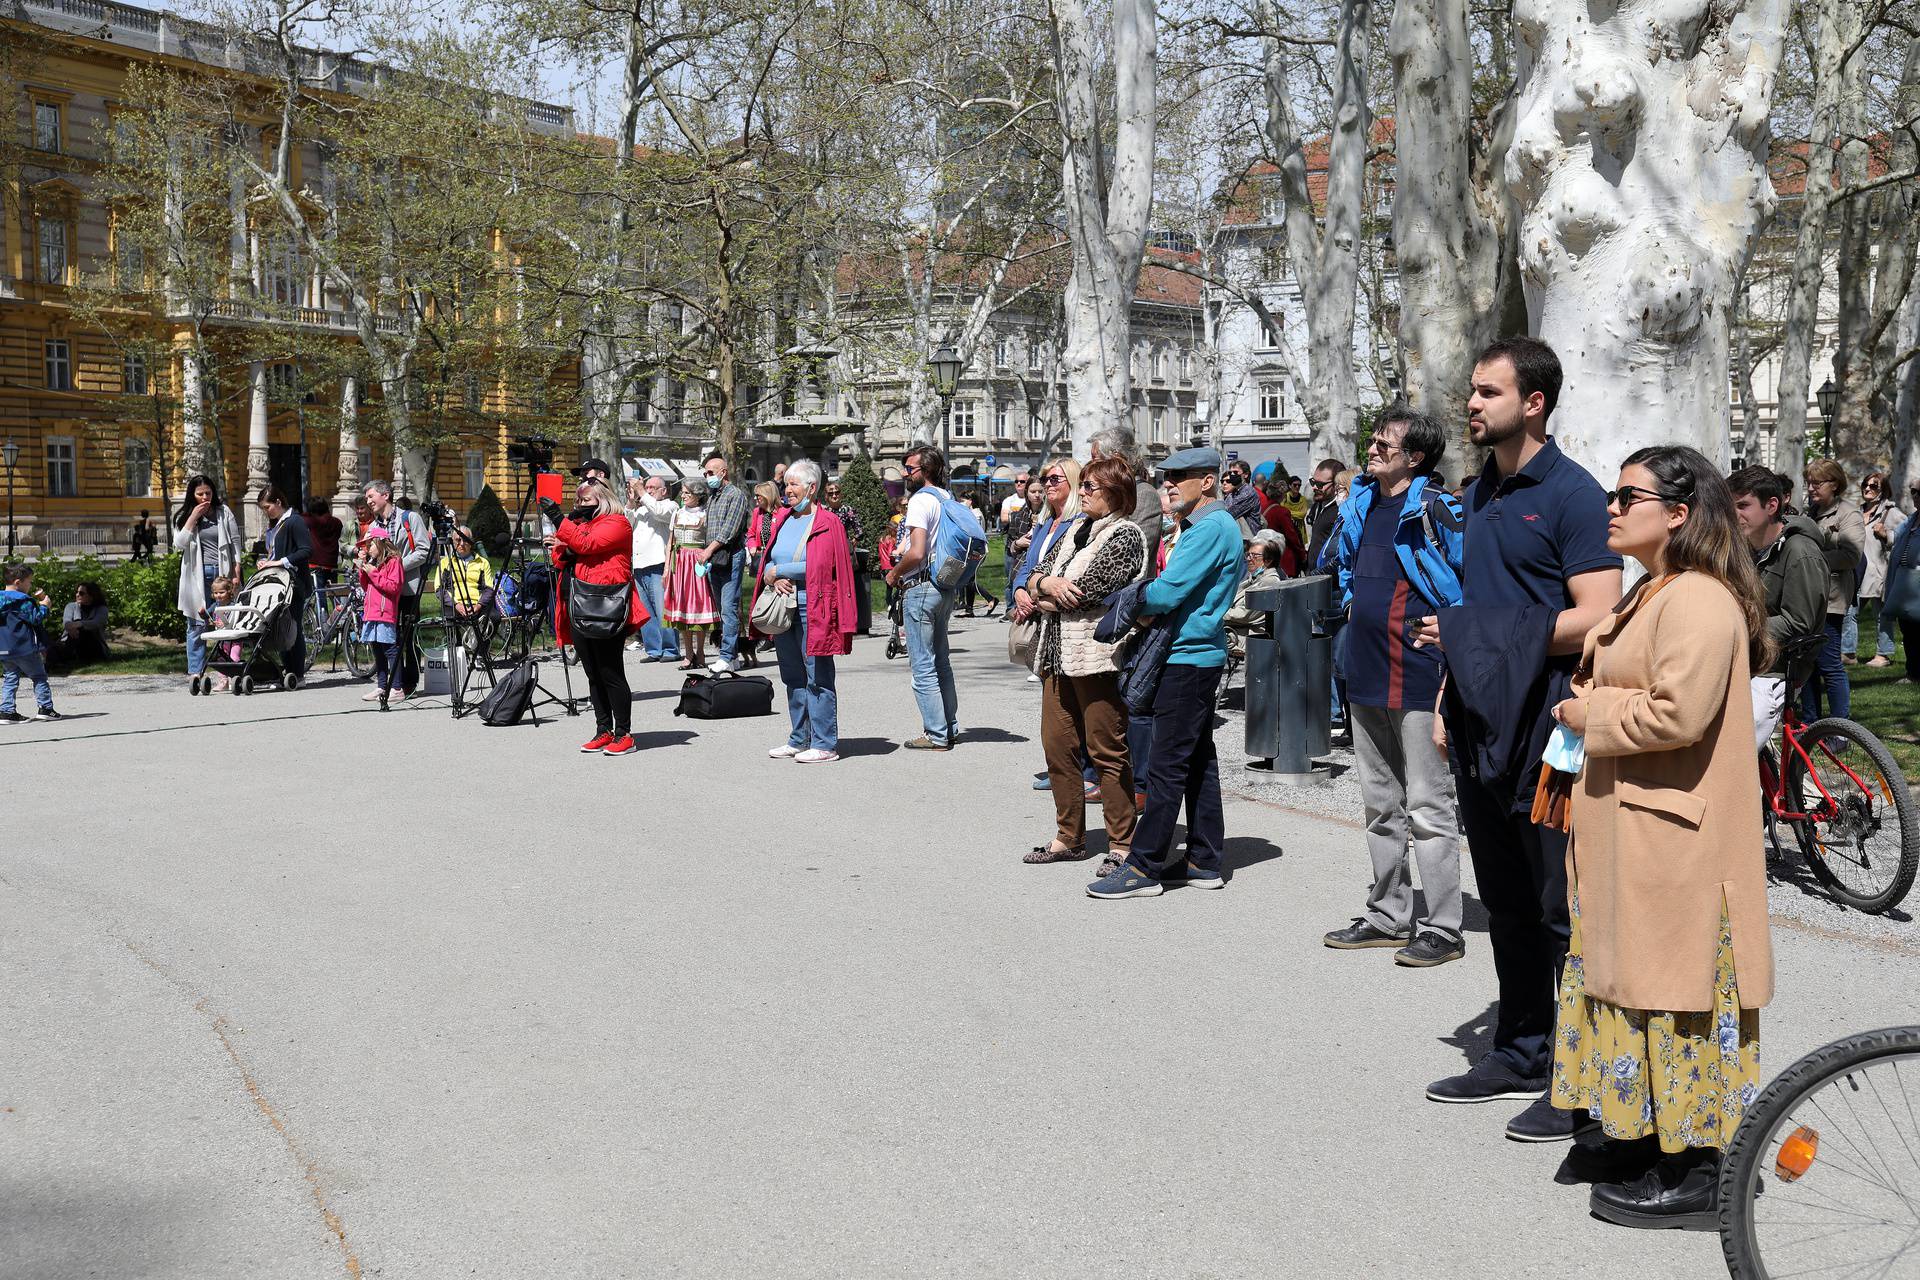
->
[[356, 528, 404, 710]]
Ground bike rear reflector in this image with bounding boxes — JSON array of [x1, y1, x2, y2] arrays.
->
[[1776, 1126, 1819, 1181]]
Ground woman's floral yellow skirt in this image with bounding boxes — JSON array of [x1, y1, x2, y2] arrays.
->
[[1550, 887, 1760, 1153]]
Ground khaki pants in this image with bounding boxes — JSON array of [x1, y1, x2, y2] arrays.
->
[[1041, 672, 1137, 852]]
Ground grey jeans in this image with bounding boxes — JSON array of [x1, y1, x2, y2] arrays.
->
[[1352, 705, 1463, 943]]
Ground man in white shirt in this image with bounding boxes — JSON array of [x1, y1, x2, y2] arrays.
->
[[625, 474, 680, 661], [885, 445, 959, 750], [999, 474, 1029, 530]]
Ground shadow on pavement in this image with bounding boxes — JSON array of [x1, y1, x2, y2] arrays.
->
[[958, 727, 1030, 744], [1222, 835, 1285, 877], [1437, 1000, 1498, 1066], [1461, 892, 1490, 934], [629, 729, 697, 750], [835, 737, 900, 758]]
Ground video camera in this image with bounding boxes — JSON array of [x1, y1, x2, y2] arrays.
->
[[506, 435, 558, 472], [417, 498, 457, 535]]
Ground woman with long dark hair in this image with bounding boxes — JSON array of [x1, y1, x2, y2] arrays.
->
[[172, 473, 243, 683], [1546, 445, 1774, 1229]]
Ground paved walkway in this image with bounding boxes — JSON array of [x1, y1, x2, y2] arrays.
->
[[4, 614, 1918, 1278]]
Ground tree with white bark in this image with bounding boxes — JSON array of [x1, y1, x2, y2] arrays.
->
[[1505, 0, 1789, 483], [1047, 0, 1157, 458]]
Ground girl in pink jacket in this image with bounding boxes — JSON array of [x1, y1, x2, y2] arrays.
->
[[356, 528, 404, 710]]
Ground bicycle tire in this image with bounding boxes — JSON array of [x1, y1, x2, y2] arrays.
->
[[1785, 716, 1919, 913], [345, 632, 373, 679], [1720, 1024, 1920, 1279]]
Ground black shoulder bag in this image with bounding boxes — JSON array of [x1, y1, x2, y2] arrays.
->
[[565, 559, 633, 641]]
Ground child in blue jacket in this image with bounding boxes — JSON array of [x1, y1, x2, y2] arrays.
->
[[0, 562, 60, 722]]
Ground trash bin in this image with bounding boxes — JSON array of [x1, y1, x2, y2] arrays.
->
[[1244, 574, 1334, 781]]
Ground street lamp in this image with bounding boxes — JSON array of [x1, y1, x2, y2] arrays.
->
[[1816, 377, 1838, 458], [930, 343, 961, 464], [2, 437, 17, 558]]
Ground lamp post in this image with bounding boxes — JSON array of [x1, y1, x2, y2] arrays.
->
[[2, 437, 17, 558], [930, 343, 961, 466], [1815, 376, 1838, 458]]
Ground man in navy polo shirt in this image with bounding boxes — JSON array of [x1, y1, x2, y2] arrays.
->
[[1413, 336, 1622, 1143]]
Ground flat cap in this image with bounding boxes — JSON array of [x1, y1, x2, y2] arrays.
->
[[1157, 446, 1223, 474]]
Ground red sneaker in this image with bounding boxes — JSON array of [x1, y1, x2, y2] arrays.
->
[[580, 733, 614, 753], [601, 734, 638, 756]]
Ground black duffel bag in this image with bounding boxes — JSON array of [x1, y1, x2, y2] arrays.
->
[[673, 670, 774, 719]]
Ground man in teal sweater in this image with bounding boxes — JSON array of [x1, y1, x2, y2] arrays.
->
[[1089, 446, 1245, 899]]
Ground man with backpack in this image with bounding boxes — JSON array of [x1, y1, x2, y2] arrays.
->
[[1318, 406, 1466, 968], [885, 445, 985, 750]]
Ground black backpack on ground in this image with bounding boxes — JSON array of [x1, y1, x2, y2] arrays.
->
[[673, 670, 774, 719], [477, 658, 538, 725]]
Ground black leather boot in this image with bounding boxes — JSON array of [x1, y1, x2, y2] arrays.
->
[[1589, 1148, 1720, 1230], [1557, 1134, 1662, 1185]]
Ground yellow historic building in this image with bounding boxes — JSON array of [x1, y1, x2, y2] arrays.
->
[[0, 0, 579, 555]]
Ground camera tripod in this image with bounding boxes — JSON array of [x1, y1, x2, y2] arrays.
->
[[448, 464, 580, 720]]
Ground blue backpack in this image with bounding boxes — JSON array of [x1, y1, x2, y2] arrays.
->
[[925, 487, 989, 590]]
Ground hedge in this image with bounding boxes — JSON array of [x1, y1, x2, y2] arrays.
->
[[14, 552, 253, 641]]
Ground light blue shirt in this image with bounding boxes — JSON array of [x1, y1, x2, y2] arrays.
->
[[770, 511, 814, 603]]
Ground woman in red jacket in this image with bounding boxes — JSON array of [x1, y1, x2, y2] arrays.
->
[[548, 476, 651, 756], [759, 459, 857, 763]]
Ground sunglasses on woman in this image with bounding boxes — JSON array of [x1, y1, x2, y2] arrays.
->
[[1608, 485, 1685, 512]]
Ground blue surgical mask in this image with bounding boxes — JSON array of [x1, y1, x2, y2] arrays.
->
[[792, 496, 812, 514], [1161, 515, 1177, 533], [705, 474, 721, 492]]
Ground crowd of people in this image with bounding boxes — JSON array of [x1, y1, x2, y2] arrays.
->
[[10, 334, 1920, 1242]]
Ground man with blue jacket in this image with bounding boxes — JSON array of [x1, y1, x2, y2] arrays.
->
[[1319, 406, 1465, 967], [1088, 446, 1244, 900]]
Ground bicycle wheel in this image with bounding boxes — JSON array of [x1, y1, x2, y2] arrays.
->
[[345, 629, 373, 679], [1785, 717, 1919, 913], [1720, 1025, 1920, 1279]]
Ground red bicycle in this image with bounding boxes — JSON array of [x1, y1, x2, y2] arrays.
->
[[1761, 656, 1918, 913]]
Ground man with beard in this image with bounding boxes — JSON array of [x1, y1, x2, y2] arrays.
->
[[1413, 336, 1622, 1143]]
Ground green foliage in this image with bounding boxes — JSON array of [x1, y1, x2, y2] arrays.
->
[[467, 484, 511, 556], [837, 453, 892, 554], [21, 553, 197, 640]]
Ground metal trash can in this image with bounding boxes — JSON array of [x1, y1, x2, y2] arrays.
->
[[1244, 574, 1335, 781]]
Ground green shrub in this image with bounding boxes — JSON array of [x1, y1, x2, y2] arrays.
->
[[19, 551, 250, 641], [837, 453, 892, 554], [468, 484, 511, 556]]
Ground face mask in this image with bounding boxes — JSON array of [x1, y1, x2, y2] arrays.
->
[[1162, 514, 1177, 533], [705, 474, 721, 492], [791, 496, 812, 514]]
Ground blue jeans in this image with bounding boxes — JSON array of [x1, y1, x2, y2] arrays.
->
[[903, 581, 958, 745], [633, 564, 678, 659], [716, 552, 747, 662], [1861, 599, 1899, 658], [1842, 603, 1859, 657], [773, 597, 837, 751], [1800, 615, 1852, 722], [185, 564, 219, 675], [1003, 546, 1020, 609], [2, 651, 53, 713], [1130, 663, 1225, 879]]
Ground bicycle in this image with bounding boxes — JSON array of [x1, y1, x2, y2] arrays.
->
[[1761, 644, 1919, 914], [1719, 1024, 1920, 1278], [305, 578, 372, 679]]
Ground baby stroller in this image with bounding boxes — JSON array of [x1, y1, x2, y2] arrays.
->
[[884, 589, 906, 660], [190, 565, 303, 696]]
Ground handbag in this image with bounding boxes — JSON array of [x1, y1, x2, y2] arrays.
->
[[566, 568, 632, 641], [750, 583, 794, 635], [672, 670, 775, 719], [1884, 525, 1920, 625], [1007, 614, 1040, 668]]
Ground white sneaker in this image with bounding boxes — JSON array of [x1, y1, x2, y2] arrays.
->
[[708, 658, 734, 674], [1026, 673, 1040, 683], [625, 640, 642, 651], [361, 688, 383, 702], [769, 744, 801, 758], [796, 748, 839, 764]]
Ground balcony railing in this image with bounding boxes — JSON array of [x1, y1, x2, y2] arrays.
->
[[204, 296, 402, 334]]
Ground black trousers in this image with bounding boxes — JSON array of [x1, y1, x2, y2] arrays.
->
[[397, 592, 421, 692], [1454, 765, 1570, 1079], [1904, 620, 1920, 681], [1130, 663, 1225, 879], [574, 634, 631, 736]]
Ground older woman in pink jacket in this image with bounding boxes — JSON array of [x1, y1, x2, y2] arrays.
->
[[759, 459, 856, 763]]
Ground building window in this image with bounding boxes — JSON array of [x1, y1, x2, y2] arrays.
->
[[950, 400, 978, 438], [1151, 407, 1166, 442], [46, 437, 77, 497], [357, 447, 374, 488], [462, 449, 485, 500], [262, 235, 305, 307], [994, 401, 1009, 438], [267, 362, 299, 401], [993, 336, 1009, 370], [1258, 316, 1279, 349], [44, 339, 72, 391], [1258, 381, 1283, 421], [124, 440, 152, 497], [632, 377, 652, 421], [34, 101, 62, 153], [37, 218, 68, 284], [124, 352, 148, 395], [1180, 349, 1194, 382], [1181, 409, 1194, 440], [1154, 347, 1169, 381], [1027, 338, 1045, 374], [116, 232, 147, 289]]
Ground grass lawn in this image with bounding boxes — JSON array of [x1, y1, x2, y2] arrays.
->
[[1843, 602, 1920, 777]]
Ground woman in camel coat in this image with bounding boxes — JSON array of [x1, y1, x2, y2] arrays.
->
[[1547, 445, 1775, 1231]]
